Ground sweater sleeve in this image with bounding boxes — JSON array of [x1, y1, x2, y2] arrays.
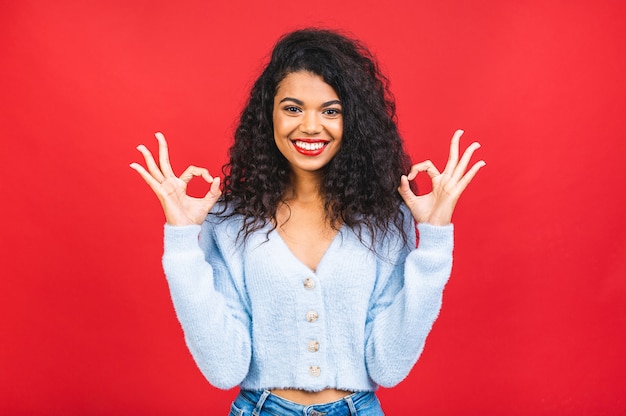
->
[[161, 219, 251, 389], [364, 221, 454, 387]]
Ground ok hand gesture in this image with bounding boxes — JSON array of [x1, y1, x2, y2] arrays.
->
[[130, 132, 222, 226], [398, 130, 485, 226]]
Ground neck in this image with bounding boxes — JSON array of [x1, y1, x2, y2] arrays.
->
[[285, 169, 323, 203]]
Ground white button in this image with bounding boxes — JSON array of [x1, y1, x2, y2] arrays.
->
[[304, 278, 315, 289], [307, 340, 320, 352], [309, 366, 321, 377], [306, 311, 318, 323]]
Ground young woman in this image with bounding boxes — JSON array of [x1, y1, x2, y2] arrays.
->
[[131, 28, 484, 416]]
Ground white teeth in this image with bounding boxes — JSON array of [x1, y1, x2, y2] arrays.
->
[[295, 141, 326, 151]]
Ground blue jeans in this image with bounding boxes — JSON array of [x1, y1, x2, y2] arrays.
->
[[229, 390, 384, 416]]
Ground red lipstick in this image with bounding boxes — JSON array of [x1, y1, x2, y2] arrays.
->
[[291, 138, 329, 156]]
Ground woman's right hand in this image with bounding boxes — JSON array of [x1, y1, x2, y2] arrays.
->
[[130, 132, 222, 226]]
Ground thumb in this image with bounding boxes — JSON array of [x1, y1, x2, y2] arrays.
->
[[397, 175, 415, 202], [204, 176, 222, 203]]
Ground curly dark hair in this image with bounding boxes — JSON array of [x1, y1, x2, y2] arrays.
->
[[218, 28, 413, 246]]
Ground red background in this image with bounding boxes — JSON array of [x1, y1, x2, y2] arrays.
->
[[1, 0, 624, 414]]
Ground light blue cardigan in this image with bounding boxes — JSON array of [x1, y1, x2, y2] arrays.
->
[[162, 206, 453, 392]]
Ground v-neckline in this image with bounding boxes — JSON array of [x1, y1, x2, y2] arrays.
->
[[270, 224, 344, 273]]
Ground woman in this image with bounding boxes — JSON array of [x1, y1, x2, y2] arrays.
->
[[131, 28, 484, 416]]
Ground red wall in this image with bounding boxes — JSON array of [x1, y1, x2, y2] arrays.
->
[[1, 1, 624, 414]]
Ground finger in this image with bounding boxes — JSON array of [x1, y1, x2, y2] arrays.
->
[[397, 175, 416, 202], [398, 174, 412, 193], [136, 144, 165, 182], [407, 160, 441, 180], [155, 132, 176, 178], [452, 141, 481, 182], [442, 129, 464, 175], [204, 176, 222, 202], [179, 165, 212, 184], [454, 160, 486, 194], [130, 162, 163, 193]]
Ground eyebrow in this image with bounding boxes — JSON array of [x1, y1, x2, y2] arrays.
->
[[279, 97, 342, 107]]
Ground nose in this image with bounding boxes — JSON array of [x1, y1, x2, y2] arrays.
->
[[299, 111, 322, 135]]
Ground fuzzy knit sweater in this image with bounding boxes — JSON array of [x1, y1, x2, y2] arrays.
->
[[161, 205, 454, 392]]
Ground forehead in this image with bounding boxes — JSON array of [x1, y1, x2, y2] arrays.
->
[[275, 71, 339, 100]]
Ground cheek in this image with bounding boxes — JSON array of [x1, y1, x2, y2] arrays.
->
[[333, 120, 344, 140], [273, 115, 292, 137]]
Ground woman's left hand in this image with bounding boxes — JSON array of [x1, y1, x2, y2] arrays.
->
[[398, 129, 486, 226]]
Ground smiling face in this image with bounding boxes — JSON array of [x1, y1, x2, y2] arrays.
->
[[272, 71, 343, 176]]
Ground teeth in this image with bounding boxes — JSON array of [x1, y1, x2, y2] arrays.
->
[[295, 141, 326, 151]]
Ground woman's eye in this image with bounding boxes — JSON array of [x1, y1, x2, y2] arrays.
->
[[284, 106, 301, 113], [323, 108, 342, 116]]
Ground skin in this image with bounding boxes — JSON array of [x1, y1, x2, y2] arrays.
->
[[130, 70, 485, 405], [273, 71, 343, 177], [272, 72, 344, 273]]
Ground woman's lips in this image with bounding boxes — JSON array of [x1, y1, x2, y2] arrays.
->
[[291, 139, 329, 156]]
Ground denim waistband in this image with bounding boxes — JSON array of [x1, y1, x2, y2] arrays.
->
[[236, 389, 379, 416]]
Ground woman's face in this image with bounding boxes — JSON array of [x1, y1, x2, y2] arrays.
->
[[272, 71, 343, 175]]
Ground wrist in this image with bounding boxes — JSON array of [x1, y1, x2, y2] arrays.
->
[[419, 214, 451, 226], [166, 218, 196, 226], [164, 210, 197, 226]]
